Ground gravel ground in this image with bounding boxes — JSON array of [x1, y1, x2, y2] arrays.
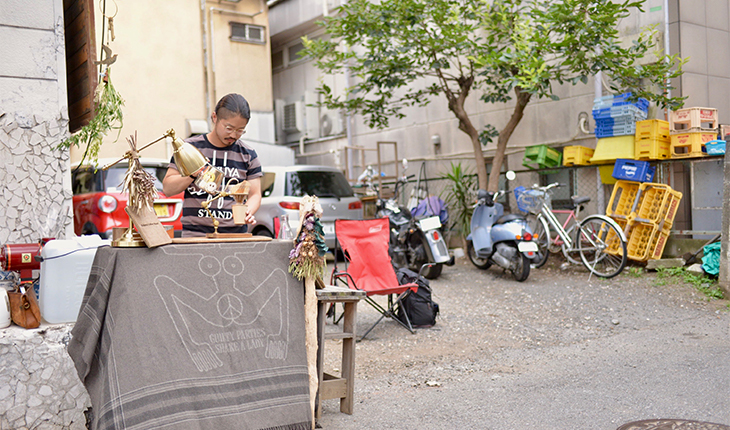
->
[[317, 256, 730, 430]]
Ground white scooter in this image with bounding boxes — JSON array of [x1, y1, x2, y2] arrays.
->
[[466, 171, 539, 282]]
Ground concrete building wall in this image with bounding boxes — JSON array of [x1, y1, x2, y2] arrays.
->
[[71, 0, 277, 163], [268, 0, 672, 179], [0, 0, 74, 244]]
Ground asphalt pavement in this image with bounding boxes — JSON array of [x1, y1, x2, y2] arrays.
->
[[316, 257, 730, 430]]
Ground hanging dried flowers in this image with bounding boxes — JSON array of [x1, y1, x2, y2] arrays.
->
[[289, 196, 329, 281]]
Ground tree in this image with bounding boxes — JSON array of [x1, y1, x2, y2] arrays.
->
[[302, 0, 684, 191]]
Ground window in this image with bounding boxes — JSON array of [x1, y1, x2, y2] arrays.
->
[[230, 22, 265, 44], [285, 171, 354, 198], [287, 42, 305, 64]]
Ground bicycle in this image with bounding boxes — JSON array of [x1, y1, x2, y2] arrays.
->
[[517, 183, 628, 278]]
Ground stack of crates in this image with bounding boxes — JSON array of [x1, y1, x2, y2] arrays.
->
[[592, 93, 649, 139], [522, 144, 562, 170], [635, 119, 671, 160], [605, 181, 682, 261], [669, 107, 718, 158]]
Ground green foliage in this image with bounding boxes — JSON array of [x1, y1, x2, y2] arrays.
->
[[655, 267, 725, 300], [479, 124, 500, 146], [302, 0, 685, 131], [626, 266, 643, 277], [440, 163, 477, 241], [57, 74, 124, 166]]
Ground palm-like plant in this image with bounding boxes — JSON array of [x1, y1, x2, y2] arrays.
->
[[441, 162, 477, 248]]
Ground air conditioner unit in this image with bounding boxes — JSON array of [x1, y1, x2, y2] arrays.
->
[[319, 110, 344, 137], [282, 101, 304, 133]]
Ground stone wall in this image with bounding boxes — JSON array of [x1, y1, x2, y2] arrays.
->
[[0, 0, 74, 245], [0, 112, 73, 244], [0, 325, 90, 430]]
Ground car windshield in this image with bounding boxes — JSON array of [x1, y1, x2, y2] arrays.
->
[[285, 171, 354, 198], [104, 166, 165, 192]]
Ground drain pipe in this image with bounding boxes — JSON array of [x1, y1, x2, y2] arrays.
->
[[663, 0, 671, 122], [200, 0, 210, 121], [342, 0, 354, 181]]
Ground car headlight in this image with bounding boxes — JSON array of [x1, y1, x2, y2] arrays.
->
[[98, 195, 118, 213]]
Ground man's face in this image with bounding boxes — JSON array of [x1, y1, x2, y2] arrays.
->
[[211, 112, 248, 146]]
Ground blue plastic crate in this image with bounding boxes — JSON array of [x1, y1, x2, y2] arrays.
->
[[612, 159, 655, 182], [595, 122, 636, 138], [595, 116, 639, 128], [705, 140, 726, 155], [593, 92, 649, 112], [592, 104, 648, 120]]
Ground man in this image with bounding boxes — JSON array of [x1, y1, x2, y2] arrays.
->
[[163, 93, 262, 237]]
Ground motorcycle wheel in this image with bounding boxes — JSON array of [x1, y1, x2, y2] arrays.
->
[[420, 263, 443, 280], [402, 234, 444, 280], [511, 249, 531, 282], [466, 240, 491, 270]]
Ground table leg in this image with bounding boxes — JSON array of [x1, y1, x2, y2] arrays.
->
[[315, 301, 326, 419], [340, 301, 357, 414]]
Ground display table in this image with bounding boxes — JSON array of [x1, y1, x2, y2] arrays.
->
[[68, 240, 312, 430]]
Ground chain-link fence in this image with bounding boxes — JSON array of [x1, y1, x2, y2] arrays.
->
[[369, 160, 612, 248]]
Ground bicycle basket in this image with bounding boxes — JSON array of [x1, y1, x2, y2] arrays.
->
[[516, 189, 546, 214]]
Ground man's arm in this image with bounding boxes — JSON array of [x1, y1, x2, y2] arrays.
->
[[244, 177, 262, 225], [162, 166, 195, 197]]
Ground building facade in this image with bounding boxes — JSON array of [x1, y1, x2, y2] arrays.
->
[[268, 0, 730, 238]]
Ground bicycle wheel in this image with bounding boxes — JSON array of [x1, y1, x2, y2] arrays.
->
[[527, 214, 550, 268], [575, 215, 627, 278]]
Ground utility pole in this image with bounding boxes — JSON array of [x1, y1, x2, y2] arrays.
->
[[718, 147, 730, 296]]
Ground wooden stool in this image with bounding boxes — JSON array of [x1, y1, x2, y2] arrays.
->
[[315, 286, 366, 418]]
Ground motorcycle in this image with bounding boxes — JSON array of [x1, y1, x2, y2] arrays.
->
[[373, 161, 454, 279], [466, 171, 538, 282]]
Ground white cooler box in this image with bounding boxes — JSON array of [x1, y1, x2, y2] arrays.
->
[[39, 236, 110, 323]]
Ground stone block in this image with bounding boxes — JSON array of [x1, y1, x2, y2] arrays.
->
[[646, 258, 686, 270], [687, 263, 705, 276]]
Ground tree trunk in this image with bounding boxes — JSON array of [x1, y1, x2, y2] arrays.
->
[[487, 88, 532, 192], [446, 78, 489, 191]]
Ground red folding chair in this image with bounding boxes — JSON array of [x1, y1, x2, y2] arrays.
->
[[331, 218, 419, 340]]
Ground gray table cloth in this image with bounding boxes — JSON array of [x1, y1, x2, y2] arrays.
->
[[68, 240, 311, 430]]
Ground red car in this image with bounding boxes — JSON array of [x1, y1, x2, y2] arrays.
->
[[72, 158, 184, 238]]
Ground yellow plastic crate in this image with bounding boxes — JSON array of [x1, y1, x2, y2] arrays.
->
[[590, 135, 635, 164], [626, 222, 660, 262], [670, 130, 716, 158], [635, 138, 671, 160], [629, 183, 683, 230], [635, 119, 670, 142], [562, 145, 594, 166], [605, 218, 627, 256], [649, 228, 671, 260], [523, 145, 562, 169], [606, 180, 640, 220]]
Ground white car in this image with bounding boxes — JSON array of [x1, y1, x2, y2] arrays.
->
[[252, 165, 364, 249]]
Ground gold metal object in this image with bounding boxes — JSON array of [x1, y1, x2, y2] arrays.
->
[[105, 128, 209, 247], [201, 179, 250, 236], [169, 129, 208, 176], [111, 227, 146, 248]]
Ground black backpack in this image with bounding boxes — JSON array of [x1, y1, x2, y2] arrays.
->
[[395, 268, 439, 328]]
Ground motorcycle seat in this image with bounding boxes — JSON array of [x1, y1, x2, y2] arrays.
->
[[495, 213, 526, 225], [571, 196, 591, 207]]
